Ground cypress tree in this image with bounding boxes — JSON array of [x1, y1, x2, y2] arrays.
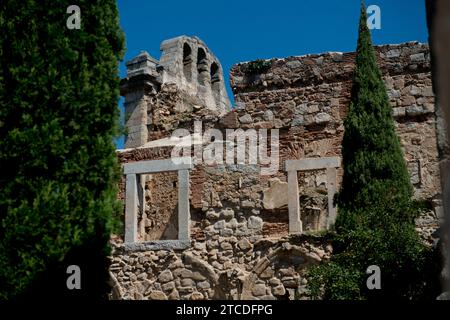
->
[[0, 1, 124, 299], [308, 3, 437, 300], [337, 3, 414, 229]]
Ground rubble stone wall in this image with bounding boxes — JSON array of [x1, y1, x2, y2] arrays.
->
[[110, 40, 442, 300], [110, 233, 332, 300], [230, 42, 440, 203]]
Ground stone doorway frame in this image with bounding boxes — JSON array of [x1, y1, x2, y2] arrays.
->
[[285, 157, 341, 234], [123, 157, 192, 250]]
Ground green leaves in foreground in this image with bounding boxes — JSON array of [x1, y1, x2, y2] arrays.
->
[[0, 0, 124, 299]]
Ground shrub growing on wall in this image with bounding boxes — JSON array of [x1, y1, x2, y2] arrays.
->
[[307, 4, 439, 300], [0, 1, 124, 299], [244, 59, 272, 75]]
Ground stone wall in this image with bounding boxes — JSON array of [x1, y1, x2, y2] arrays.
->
[[110, 40, 443, 300], [113, 144, 335, 300], [110, 234, 331, 300], [230, 42, 440, 203]]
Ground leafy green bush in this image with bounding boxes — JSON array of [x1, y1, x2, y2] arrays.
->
[[0, 0, 124, 299], [307, 4, 440, 300], [244, 59, 271, 75]]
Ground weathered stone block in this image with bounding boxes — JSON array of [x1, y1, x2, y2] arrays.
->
[[181, 278, 195, 287], [406, 105, 425, 116], [237, 238, 252, 251], [158, 270, 174, 283], [214, 220, 225, 230], [162, 281, 175, 292], [247, 216, 263, 229], [314, 112, 331, 124], [191, 292, 204, 300], [272, 285, 286, 296], [262, 178, 288, 209], [197, 281, 211, 290], [410, 53, 425, 62], [252, 284, 268, 297], [149, 290, 168, 300], [239, 114, 253, 124], [386, 49, 401, 58]]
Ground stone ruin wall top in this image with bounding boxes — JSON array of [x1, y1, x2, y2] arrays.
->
[[120, 36, 232, 149], [124, 35, 231, 115], [230, 42, 430, 93]]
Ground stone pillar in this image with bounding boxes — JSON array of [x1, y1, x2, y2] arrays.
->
[[326, 167, 337, 229], [125, 174, 138, 243], [178, 169, 191, 240], [287, 170, 302, 233], [124, 90, 148, 148], [120, 51, 161, 148]]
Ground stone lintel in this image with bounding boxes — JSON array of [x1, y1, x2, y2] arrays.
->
[[285, 156, 341, 171], [123, 157, 192, 175], [123, 240, 191, 251]]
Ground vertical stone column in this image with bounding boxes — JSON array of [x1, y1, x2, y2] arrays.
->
[[124, 90, 148, 148], [159, 38, 182, 76], [125, 174, 138, 243], [287, 170, 302, 233], [121, 51, 160, 148], [326, 167, 338, 229], [178, 169, 191, 240]]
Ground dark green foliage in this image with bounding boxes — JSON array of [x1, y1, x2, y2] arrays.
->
[[244, 59, 271, 75], [0, 1, 124, 299], [307, 4, 440, 300]]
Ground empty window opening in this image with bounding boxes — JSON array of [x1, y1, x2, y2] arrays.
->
[[139, 172, 179, 241], [285, 157, 340, 234], [183, 43, 192, 81], [210, 62, 221, 105], [197, 48, 208, 86]]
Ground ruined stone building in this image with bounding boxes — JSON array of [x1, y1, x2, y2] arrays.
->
[[110, 35, 443, 300]]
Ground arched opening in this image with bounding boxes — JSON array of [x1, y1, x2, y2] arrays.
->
[[183, 43, 192, 81], [197, 48, 208, 86], [210, 62, 220, 105]]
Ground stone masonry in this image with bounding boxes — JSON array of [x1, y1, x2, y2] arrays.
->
[[110, 37, 443, 300], [121, 36, 231, 148]]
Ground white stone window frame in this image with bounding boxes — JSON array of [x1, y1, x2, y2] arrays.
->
[[123, 157, 192, 251], [285, 157, 341, 234]]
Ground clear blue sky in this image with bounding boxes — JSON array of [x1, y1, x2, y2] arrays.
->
[[115, 0, 428, 148]]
